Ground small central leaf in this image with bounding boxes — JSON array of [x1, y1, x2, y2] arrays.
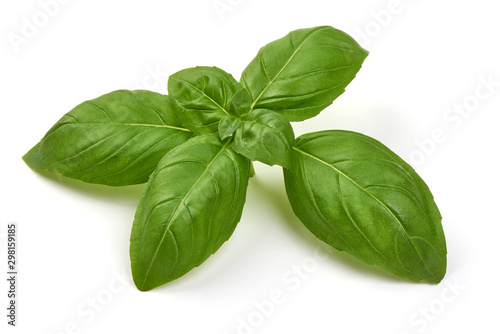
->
[[231, 109, 295, 169], [218, 115, 243, 140], [168, 66, 243, 134]]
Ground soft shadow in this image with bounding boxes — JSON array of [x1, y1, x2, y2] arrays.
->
[[32, 169, 145, 206], [249, 175, 408, 284]]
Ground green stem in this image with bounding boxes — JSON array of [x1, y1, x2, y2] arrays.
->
[[249, 161, 255, 177]]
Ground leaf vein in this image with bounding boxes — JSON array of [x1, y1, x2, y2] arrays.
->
[[175, 78, 230, 116]]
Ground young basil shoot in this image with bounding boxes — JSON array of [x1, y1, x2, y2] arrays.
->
[[23, 26, 446, 291]]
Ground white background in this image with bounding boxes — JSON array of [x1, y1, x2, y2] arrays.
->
[[1, 0, 499, 333]]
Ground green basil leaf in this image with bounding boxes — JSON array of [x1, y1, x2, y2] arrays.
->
[[168, 66, 242, 134], [241, 26, 368, 122], [231, 109, 294, 169], [23, 90, 193, 186], [228, 87, 252, 117], [218, 115, 242, 140], [284, 130, 447, 283], [130, 134, 250, 291]]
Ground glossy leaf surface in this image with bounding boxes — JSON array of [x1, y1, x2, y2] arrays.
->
[[23, 90, 193, 186], [232, 109, 294, 169], [284, 130, 447, 283], [228, 87, 252, 117], [168, 66, 241, 134], [130, 135, 250, 291], [218, 115, 242, 140], [241, 26, 368, 121]]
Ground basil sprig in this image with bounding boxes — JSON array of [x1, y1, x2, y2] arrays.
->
[[23, 26, 447, 290]]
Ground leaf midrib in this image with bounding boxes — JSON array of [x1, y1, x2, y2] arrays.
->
[[293, 146, 439, 280], [85, 100, 191, 132], [69, 121, 191, 132], [175, 78, 230, 116]]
